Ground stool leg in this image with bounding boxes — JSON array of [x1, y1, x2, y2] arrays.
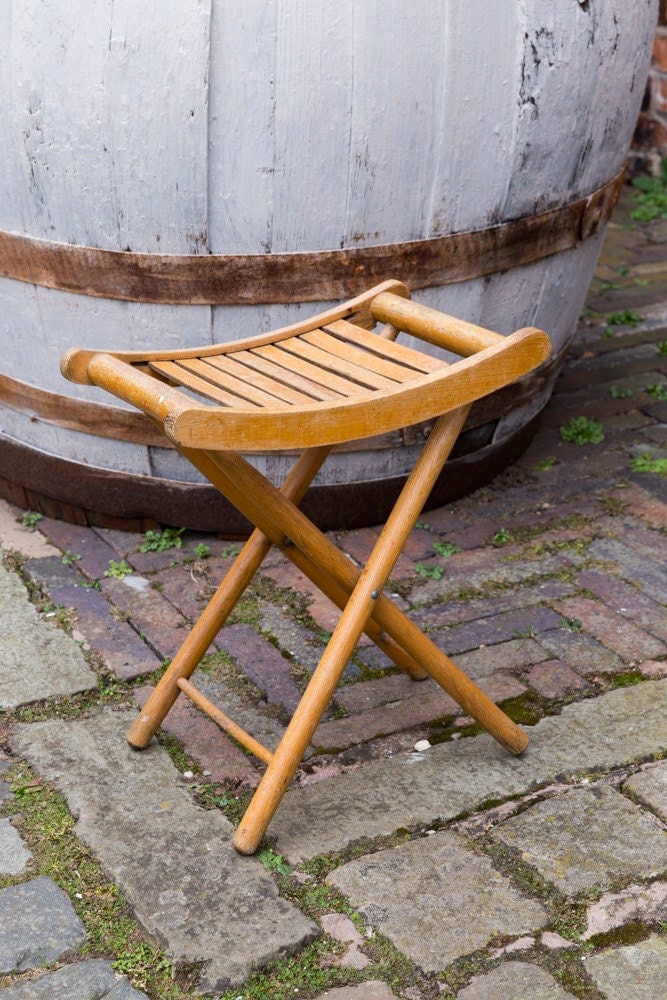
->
[[182, 412, 527, 760], [127, 445, 331, 750], [127, 527, 272, 749], [230, 406, 481, 853], [178, 413, 528, 852], [233, 568, 387, 854]]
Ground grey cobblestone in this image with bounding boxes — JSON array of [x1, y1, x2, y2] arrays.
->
[[0, 819, 32, 876], [456, 961, 577, 999], [0, 959, 149, 998], [491, 786, 667, 896], [329, 831, 548, 971], [585, 934, 667, 1000], [623, 761, 667, 822], [0, 877, 86, 974], [0, 565, 96, 709]]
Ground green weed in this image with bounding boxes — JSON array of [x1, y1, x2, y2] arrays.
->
[[534, 456, 557, 471], [630, 453, 667, 475], [20, 511, 42, 529], [61, 550, 81, 566], [104, 559, 134, 579], [630, 160, 667, 221], [193, 542, 210, 559], [559, 416, 604, 446], [258, 847, 293, 875], [646, 383, 667, 401], [432, 540, 461, 557], [609, 386, 633, 399], [605, 309, 642, 327], [139, 527, 185, 553], [415, 562, 445, 580], [220, 542, 242, 558], [492, 528, 513, 546]]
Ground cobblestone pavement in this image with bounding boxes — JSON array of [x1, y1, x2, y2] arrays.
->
[[0, 190, 666, 998]]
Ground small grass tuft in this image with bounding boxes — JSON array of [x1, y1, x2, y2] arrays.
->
[[139, 527, 185, 553], [630, 453, 667, 475], [20, 511, 42, 529], [605, 309, 642, 327], [630, 160, 667, 221], [559, 417, 604, 446], [432, 540, 461, 557], [491, 528, 513, 546], [645, 383, 667, 401], [415, 562, 445, 580], [104, 559, 134, 579], [534, 456, 558, 471]]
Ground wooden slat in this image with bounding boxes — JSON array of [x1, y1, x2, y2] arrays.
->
[[182, 358, 293, 409], [278, 336, 396, 391], [324, 319, 448, 373], [233, 348, 340, 401], [149, 360, 261, 408], [302, 328, 413, 383], [252, 344, 357, 398], [204, 354, 316, 406]]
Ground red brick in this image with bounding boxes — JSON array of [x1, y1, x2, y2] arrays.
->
[[217, 623, 303, 712], [48, 583, 160, 681], [313, 687, 459, 750], [261, 561, 342, 633], [455, 638, 550, 680], [413, 583, 573, 631], [313, 673, 525, 750], [335, 673, 424, 713], [526, 661, 592, 700], [100, 575, 190, 660], [607, 483, 667, 529], [638, 660, 667, 678], [133, 685, 260, 787], [36, 517, 121, 581], [433, 606, 563, 657], [337, 525, 420, 580], [155, 563, 216, 623], [652, 30, 667, 71], [555, 597, 666, 662], [575, 569, 667, 641]]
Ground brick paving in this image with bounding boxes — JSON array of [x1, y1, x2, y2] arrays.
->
[[0, 188, 665, 997]]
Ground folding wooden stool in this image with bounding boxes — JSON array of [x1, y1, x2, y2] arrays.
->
[[61, 279, 550, 854]]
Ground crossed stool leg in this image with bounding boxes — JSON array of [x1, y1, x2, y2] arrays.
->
[[128, 403, 527, 855]]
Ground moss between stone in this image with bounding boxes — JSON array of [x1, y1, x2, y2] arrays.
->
[[0, 766, 194, 999]]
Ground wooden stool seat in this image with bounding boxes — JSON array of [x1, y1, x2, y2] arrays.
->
[[61, 279, 551, 854]]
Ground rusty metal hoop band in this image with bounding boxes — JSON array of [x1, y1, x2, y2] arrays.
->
[[0, 170, 624, 306]]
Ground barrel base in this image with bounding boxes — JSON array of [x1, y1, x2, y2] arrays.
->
[[0, 414, 541, 535]]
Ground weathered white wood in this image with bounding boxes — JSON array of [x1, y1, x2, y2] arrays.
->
[[0, 277, 212, 400], [423, 2, 523, 238], [2, 0, 211, 251], [208, 0, 277, 255], [0, 407, 153, 477], [509, 0, 654, 216]]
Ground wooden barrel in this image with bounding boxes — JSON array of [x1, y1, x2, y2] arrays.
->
[[0, 1, 658, 532]]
